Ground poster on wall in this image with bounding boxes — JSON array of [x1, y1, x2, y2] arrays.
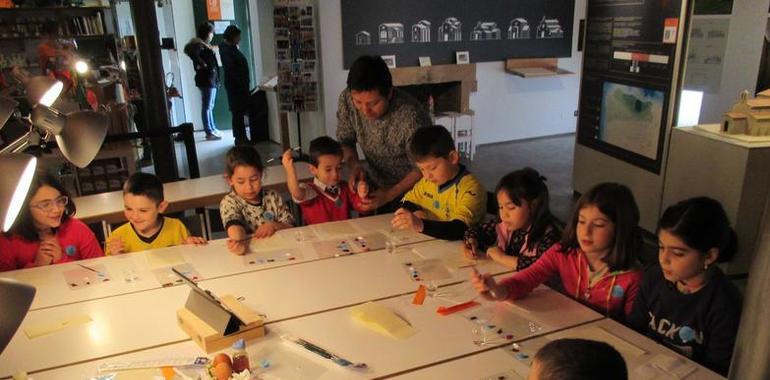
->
[[273, 1, 318, 112], [340, 0, 575, 68], [207, 0, 235, 21], [684, 16, 729, 94], [575, 0, 687, 173]]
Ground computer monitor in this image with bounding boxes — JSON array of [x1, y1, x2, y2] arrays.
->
[[0, 278, 36, 354]]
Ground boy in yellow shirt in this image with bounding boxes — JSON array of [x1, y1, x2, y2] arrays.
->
[[391, 125, 486, 240], [106, 173, 206, 254]]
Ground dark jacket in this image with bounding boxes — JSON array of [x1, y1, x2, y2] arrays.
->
[[219, 41, 250, 111], [628, 265, 742, 376], [183, 37, 219, 88]]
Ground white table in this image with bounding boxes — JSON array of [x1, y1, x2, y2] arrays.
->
[[1, 215, 427, 310], [0, 215, 720, 380], [73, 165, 313, 225], [0, 222, 514, 378], [26, 286, 602, 380], [392, 318, 725, 380]]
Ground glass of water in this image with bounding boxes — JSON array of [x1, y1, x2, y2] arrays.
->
[[385, 240, 398, 254]]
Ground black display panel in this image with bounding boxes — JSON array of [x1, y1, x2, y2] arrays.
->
[[576, 0, 689, 173], [340, 0, 575, 68]]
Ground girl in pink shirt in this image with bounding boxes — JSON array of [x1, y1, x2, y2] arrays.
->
[[472, 182, 643, 321], [0, 172, 103, 271]]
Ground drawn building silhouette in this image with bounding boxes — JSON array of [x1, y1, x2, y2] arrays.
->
[[412, 20, 431, 42], [379, 23, 405, 44], [536, 16, 564, 39], [508, 18, 530, 39], [438, 17, 462, 42], [471, 21, 501, 40], [355, 30, 371, 45]]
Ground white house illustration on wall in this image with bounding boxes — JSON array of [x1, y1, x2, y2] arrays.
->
[[412, 20, 431, 42], [471, 21, 501, 40], [722, 90, 770, 136], [508, 18, 530, 39], [379, 23, 404, 44], [438, 17, 462, 42], [536, 16, 564, 39], [355, 31, 371, 45]]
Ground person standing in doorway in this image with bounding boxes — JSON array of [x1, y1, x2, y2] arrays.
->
[[220, 25, 252, 146], [184, 22, 222, 140]]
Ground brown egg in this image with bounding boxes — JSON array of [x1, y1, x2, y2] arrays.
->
[[213, 361, 233, 380], [212, 352, 232, 367]]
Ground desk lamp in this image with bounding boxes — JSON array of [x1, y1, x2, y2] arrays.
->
[[1, 78, 109, 168], [0, 278, 36, 355]]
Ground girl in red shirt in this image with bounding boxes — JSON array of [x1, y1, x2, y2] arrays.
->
[[472, 182, 643, 321], [0, 172, 103, 271]]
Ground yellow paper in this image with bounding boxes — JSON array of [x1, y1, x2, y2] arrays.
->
[[250, 235, 290, 251], [557, 326, 646, 358], [351, 302, 416, 339], [145, 250, 186, 269], [24, 314, 92, 339], [115, 368, 164, 379], [313, 221, 360, 237], [444, 250, 476, 269]]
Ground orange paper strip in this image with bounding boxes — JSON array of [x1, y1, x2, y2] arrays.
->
[[412, 284, 427, 305], [436, 300, 480, 316]]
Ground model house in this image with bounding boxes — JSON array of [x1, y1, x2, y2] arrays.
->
[[722, 90, 770, 135], [508, 18, 530, 39]]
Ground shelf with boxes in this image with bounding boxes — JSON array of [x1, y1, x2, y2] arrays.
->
[[0, 6, 109, 39], [40, 141, 136, 197]]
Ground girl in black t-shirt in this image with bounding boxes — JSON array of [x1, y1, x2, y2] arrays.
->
[[629, 197, 742, 376]]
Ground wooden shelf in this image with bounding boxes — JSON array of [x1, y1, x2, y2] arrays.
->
[[0, 6, 109, 13], [0, 33, 111, 41], [504, 58, 573, 78]]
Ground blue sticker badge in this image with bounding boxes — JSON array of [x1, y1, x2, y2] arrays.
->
[[263, 211, 275, 221], [65, 245, 77, 257], [611, 285, 625, 298], [679, 326, 697, 343], [433, 200, 440, 209]]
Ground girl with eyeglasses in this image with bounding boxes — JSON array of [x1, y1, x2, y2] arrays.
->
[[0, 171, 103, 271]]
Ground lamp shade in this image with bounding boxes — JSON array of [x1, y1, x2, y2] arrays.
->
[[54, 111, 109, 168], [26, 76, 63, 107], [0, 153, 37, 232], [0, 278, 36, 354]]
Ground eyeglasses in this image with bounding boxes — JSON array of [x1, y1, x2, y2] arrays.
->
[[30, 195, 69, 212]]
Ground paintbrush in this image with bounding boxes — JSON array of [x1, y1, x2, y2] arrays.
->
[[266, 146, 302, 163]]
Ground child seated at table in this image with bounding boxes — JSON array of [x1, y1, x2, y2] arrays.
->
[[529, 338, 628, 380], [0, 171, 103, 271], [282, 136, 366, 225], [391, 125, 486, 240], [629, 197, 742, 376], [220, 145, 294, 255], [463, 168, 561, 270], [105, 173, 206, 255], [471, 183, 643, 321]]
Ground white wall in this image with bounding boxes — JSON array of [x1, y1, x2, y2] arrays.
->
[[319, 0, 586, 144], [694, 4, 770, 124]]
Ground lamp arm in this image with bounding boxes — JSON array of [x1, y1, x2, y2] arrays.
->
[[0, 130, 37, 154]]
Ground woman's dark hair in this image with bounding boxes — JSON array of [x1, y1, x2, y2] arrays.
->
[[535, 338, 628, 380], [346, 55, 392, 97], [496, 168, 557, 251], [658, 197, 737, 262], [196, 22, 214, 40], [8, 170, 75, 242], [223, 25, 241, 43], [225, 145, 264, 177], [560, 182, 641, 271]]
